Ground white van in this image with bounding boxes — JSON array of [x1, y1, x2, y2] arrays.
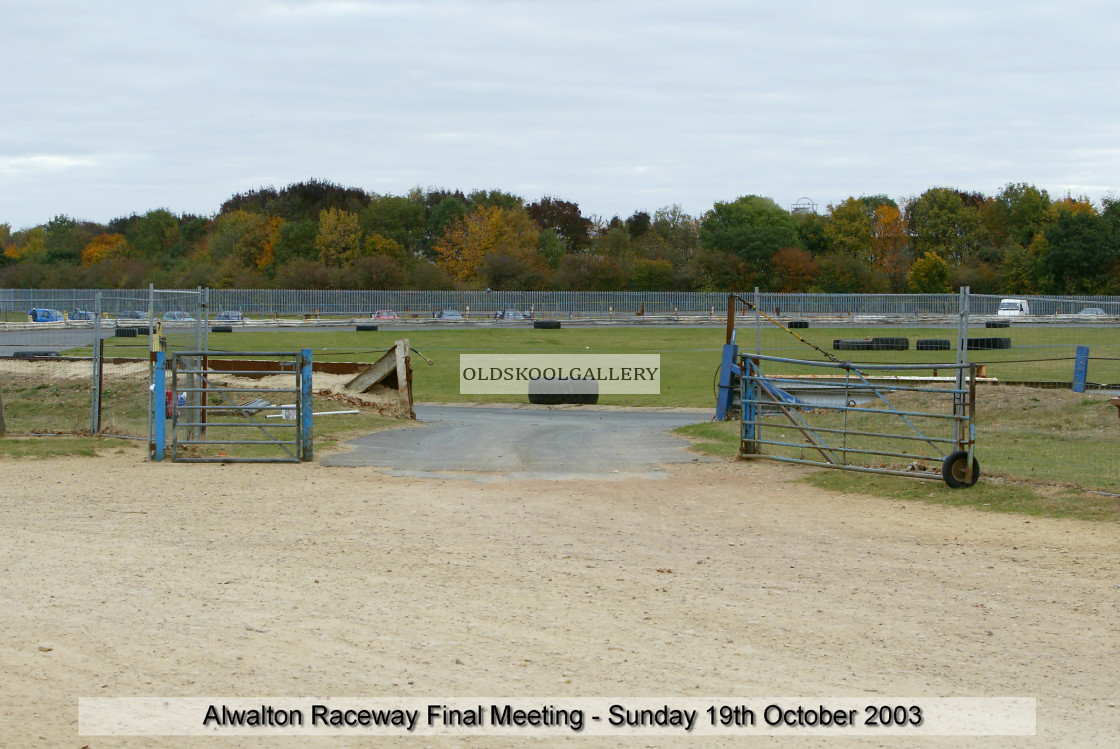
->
[[997, 298, 1030, 316]]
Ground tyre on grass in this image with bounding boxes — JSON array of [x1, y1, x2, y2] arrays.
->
[[210, 325, 234, 333], [942, 450, 980, 488], [533, 319, 561, 329], [985, 320, 1011, 328], [916, 339, 951, 351]]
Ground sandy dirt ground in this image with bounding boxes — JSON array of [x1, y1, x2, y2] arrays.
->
[[1, 447, 1118, 748]]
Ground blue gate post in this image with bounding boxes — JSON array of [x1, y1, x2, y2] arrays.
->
[[739, 356, 760, 455], [153, 351, 166, 461], [715, 341, 739, 420], [1072, 345, 1089, 393], [300, 348, 313, 461]]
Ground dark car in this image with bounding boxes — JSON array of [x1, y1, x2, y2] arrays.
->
[[119, 310, 149, 320], [70, 309, 95, 321]]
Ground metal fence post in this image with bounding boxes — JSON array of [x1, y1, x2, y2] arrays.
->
[[90, 291, 102, 434], [300, 348, 313, 461], [754, 286, 761, 355], [954, 287, 970, 451], [153, 351, 166, 461]]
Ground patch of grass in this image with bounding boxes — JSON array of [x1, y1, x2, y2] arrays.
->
[[0, 436, 107, 459], [802, 470, 1120, 523], [673, 421, 741, 457]]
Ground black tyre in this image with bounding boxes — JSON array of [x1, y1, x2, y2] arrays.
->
[[967, 337, 1011, 350], [533, 320, 561, 329], [985, 320, 1011, 328], [942, 450, 980, 488], [210, 325, 234, 333], [871, 336, 909, 351], [788, 320, 809, 329], [114, 327, 138, 338], [355, 324, 379, 331], [916, 338, 951, 351]]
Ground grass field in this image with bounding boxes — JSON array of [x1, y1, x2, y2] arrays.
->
[[90, 322, 1120, 407], [11, 323, 1117, 505]]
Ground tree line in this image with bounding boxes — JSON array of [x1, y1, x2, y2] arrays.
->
[[2, 179, 1118, 294]]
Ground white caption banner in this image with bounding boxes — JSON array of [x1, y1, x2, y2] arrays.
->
[[80, 697, 1035, 737], [459, 354, 661, 395]]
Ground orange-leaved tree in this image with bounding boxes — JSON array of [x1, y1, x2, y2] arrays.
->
[[81, 233, 132, 266]]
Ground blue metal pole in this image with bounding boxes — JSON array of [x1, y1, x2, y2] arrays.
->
[[300, 348, 313, 461], [153, 351, 166, 461], [1072, 345, 1089, 393]]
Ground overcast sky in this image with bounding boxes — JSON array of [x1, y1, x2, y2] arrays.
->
[[2, 0, 1117, 230]]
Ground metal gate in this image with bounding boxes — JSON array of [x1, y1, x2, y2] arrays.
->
[[164, 350, 312, 463], [739, 354, 979, 488]]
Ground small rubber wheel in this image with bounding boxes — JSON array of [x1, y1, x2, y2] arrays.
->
[[942, 450, 980, 488]]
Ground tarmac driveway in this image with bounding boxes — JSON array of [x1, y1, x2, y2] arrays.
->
[[324, 406, 712, 479]]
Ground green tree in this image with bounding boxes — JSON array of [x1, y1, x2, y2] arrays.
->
[[905, 188, 987, 265], [700, 195, 800, 283], [825, 198, 875, 259], [991, 182, 1051, 248], [814, 253, 888, 293], [1043, 210, 1117, 293], [272, 219, 319, 266], [907, 251, 953, 293], [628, 258, 676, 290], [359, 194, 425, 255]]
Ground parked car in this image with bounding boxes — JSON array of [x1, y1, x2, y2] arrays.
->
[[438, 309, 464, 321], [372, 310, 400, 320], [28, 308, 65, 322], [119, 310, 149, 320], [501, 309, 525, 320], [162, 311, 197, 322], [997, 298, 1030, 316], [70, 309, 94, 321], [214, 310, 248, 322], [1078, 307, 1106, 316]]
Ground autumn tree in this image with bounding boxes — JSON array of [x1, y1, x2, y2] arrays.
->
[[769, 247, 818, 292], [433, 205, 543, 286], [907, 251, 952, 293], [82, 234, 131, 266], [526, 196, 591, 252], [315, 208, 362, 266], [870, 204, 908, 290]]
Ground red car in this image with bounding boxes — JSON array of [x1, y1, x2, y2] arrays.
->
[[372, 310, 400, 320]]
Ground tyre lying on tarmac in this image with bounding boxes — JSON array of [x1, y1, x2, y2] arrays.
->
[[533, 320, 561, 330], [527, 373, 599, 405]]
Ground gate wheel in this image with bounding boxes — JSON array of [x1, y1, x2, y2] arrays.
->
[[942, 450, 980, 488]]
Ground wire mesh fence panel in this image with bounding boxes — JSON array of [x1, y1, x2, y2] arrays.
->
[[967, 293, 1120, 387], [0, 291, 101, 434]]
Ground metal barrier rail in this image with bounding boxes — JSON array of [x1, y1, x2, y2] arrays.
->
[[739, 354, 978, 488], [167, 350, 312, 463]]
